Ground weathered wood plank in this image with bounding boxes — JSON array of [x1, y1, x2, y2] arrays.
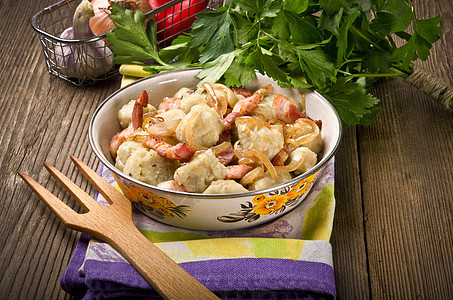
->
[[331, 0, 453, 298], [362, 75, 453, 298], [358, 0, 453, 294], [332, 126, 371, 299], [0, 2, 122, 296]]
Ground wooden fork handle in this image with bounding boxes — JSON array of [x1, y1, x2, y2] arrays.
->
[[97, 223, 219, 300]]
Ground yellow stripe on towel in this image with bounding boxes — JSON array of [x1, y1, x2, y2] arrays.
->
[[119, 64, 154, 78], [121, 75, 141, 88], [154, 238, 307, 263]]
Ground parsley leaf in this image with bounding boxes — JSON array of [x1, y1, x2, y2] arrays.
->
[[224, 51, 257, 87], [284, 11, 323, 44], [197, 50, 239, 84], [389, 15, 442, 70], [106, 3, 165, 65], [283, 0, 308, 14], [296, 49, 336, 85], [191, 9, 235, 63], [320, 78, 381, 126]]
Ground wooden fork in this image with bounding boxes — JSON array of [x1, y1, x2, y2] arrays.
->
[[17, 155, 219, 300]]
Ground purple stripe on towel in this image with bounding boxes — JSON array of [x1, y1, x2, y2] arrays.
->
[[83, 259, 335, 299], [60, 235, 336, 299], [60, 233, 90, 298]]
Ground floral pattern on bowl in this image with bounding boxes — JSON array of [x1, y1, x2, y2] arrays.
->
[[217, 172, 318, 224], [115, 174, 190, 219]]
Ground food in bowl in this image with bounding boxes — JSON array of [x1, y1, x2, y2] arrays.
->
[[89, 68, 341, 230], [109, 82, 323, 194]]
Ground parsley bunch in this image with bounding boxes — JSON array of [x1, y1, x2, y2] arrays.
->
[[106, 0, 443, 126]]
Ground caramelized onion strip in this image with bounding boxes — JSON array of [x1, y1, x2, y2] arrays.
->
[[285, 118, 320, 148], [183, 111, 208, 150], [211, 141, 231, 156], [240, 166, 264, 186], [274, 151, 306, 173], [202, 82, 227, 117], [128, 129, 148, 143], [212, 83, 237, 109], [245, 149, 277, 179], [146, 119, 181, 137]]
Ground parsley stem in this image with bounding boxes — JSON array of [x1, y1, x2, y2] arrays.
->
[[347, 73, 401, 78], [339, 66, 407, 79], [350, 26, 386, 52], [337, 58, 363, 70], [388, 35, 397, 50]]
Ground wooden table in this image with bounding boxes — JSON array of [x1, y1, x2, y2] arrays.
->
[[1, 0, 451, 298]]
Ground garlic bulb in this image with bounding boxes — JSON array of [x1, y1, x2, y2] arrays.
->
[[89, 0, 153, 36], [55, 0, 114, 80]]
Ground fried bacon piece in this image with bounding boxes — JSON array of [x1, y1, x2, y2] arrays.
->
[[143, 136, 196, 162], [157, 180, 186, 192], [215, 144, 235, 165], [158, 97, 181, 112], [223, 92, 262, 130], [225, 164, 254, 180], [271, 147, 290, 166], [272, 94, 306, 124], [273, 94, 323, 129], [231, 87, 253, 98], [132, 90, 148, 130], [109, 127, 133, 159]]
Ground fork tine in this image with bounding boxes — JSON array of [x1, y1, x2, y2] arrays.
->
[[43, 162, 100, 212], [17, 171, 82, 228], [70, 156, 130, 208]]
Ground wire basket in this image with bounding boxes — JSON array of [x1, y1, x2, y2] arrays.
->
[[31, 0, 223, 86]]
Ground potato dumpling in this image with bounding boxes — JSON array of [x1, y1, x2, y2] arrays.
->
[[285, 118, 323, 154], [248, 171, 293, 191], [176, 104, 224, 148], [115, 141, 145, 172], [173, 87, 194, 98], [289, 146, 317, 175], [236, 116, 284, 160], [123, 148, 179, 186], [179, 93, 208, 114], [174, 149, 227, 193], [303, 133, 323, 154], [203, 180, 249, 194], [156, 108, 186, 122], [250, 94, 276, 122], [118, 99, 156, 129]]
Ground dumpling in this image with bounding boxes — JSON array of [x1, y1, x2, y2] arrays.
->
[[118, 99, 157, 129], [174, 149, 227, 193], [179, 93, 208, 114], [235, 116, 284, 160], [288, 146, 317, 175], [115, 141, 145, 172], [176, 104, 224, 148], [122, 148, 179, 186], [203, 180, 249, 194], [284, 118, 323, 154], [173, 87, 194, 98], [248, 171, 292, 191], [156, 108, 186, 122], [250, 94, 276, 122], [303, 133, 323, 154]]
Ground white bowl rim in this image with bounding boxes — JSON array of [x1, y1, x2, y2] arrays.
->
[[89, 67, 343, 199]]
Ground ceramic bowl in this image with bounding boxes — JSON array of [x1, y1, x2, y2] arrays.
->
[[89, 68, 342, 230]]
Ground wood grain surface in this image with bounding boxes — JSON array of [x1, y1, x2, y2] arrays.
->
[[0, 0, 452, 299]]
